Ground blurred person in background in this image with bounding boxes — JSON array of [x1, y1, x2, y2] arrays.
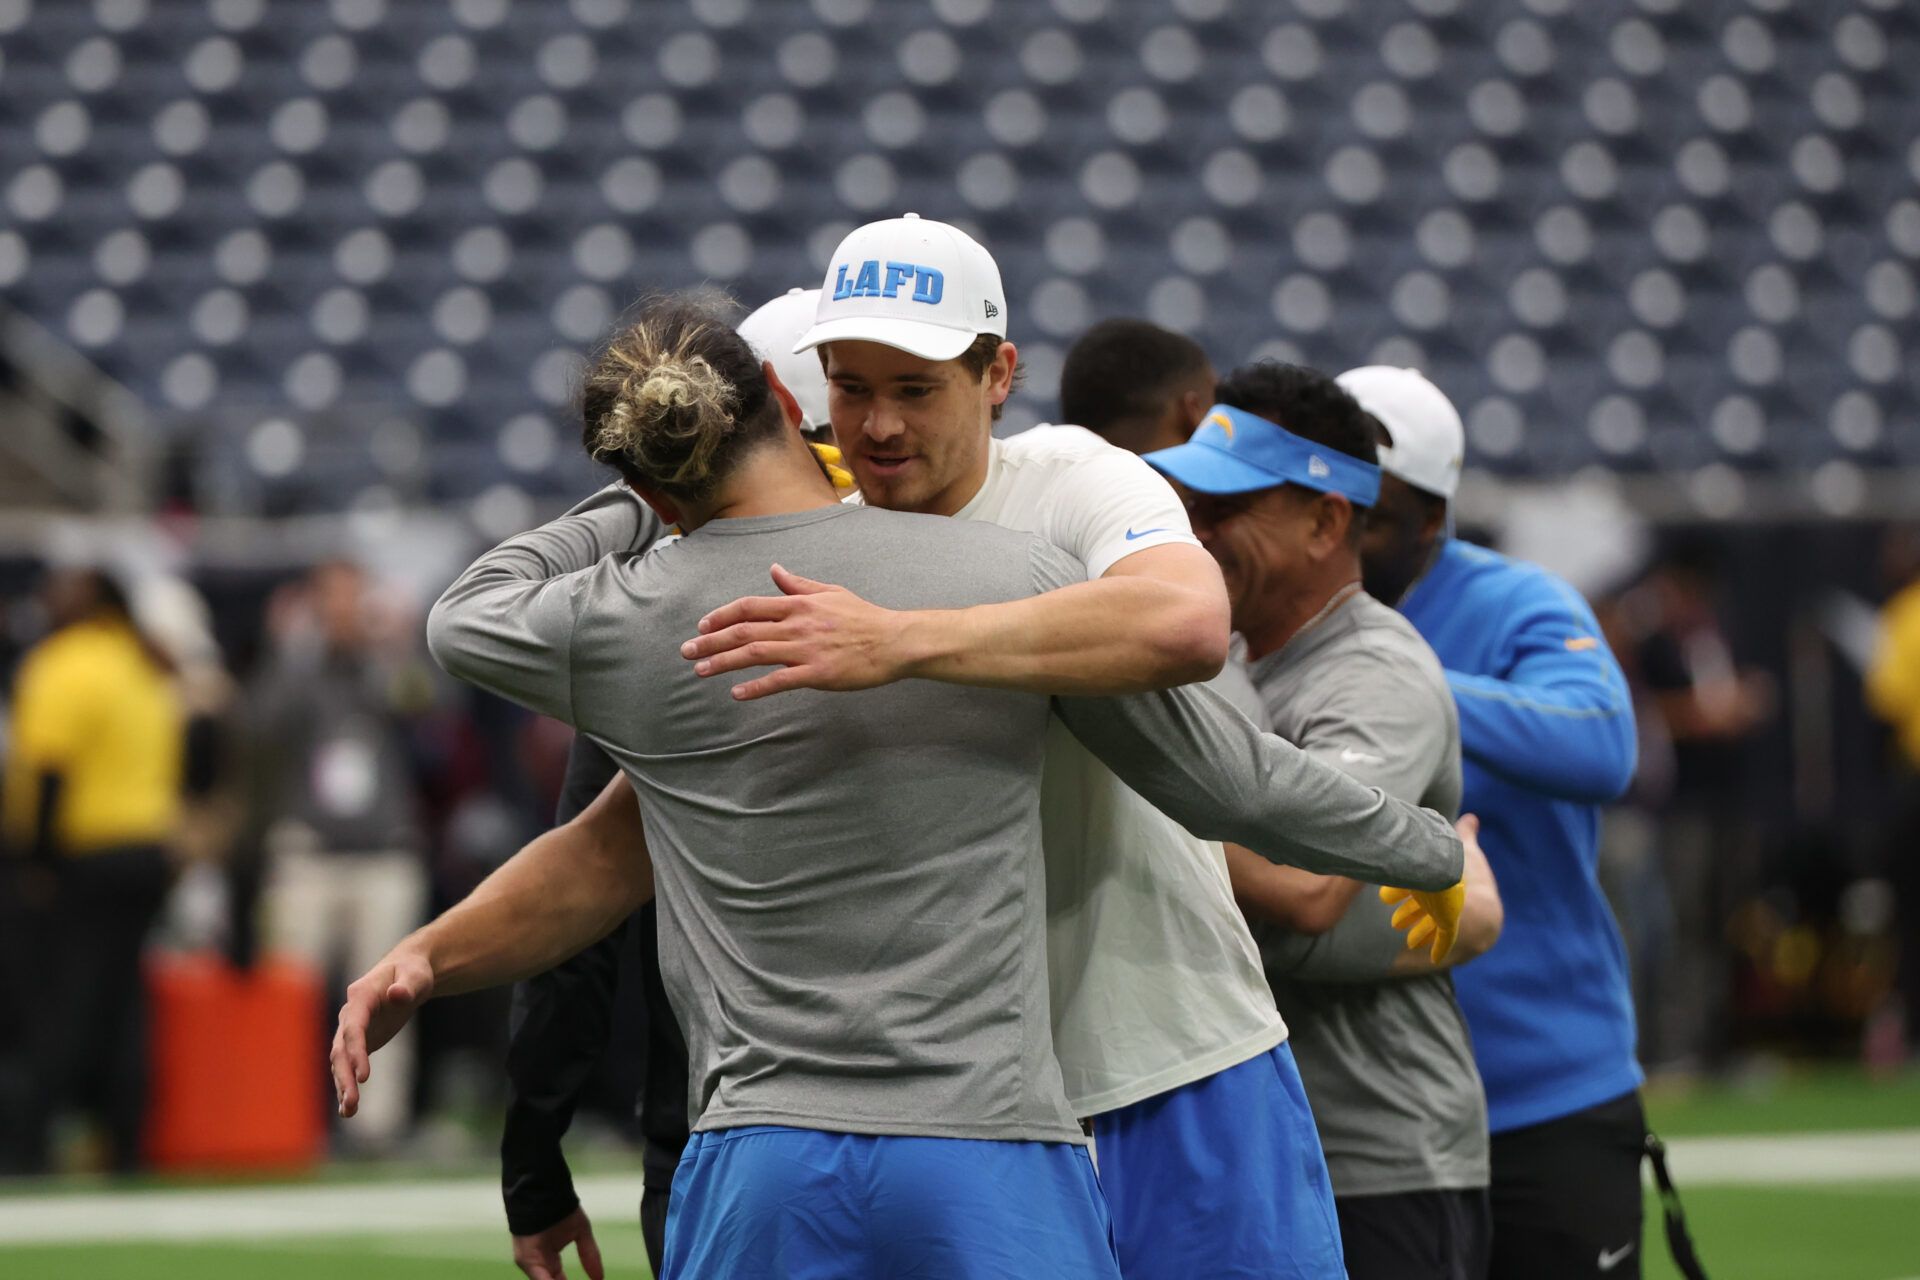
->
[[3, 566, 182, 1173], [1058, 317, 1216, 456], [238, 558, 428, 1150], [1612, 542, 1773, 1073], [504, 287, 824, 1280], [133, 576, 245, 941], [1345, 367, 1649, 1280], [1866, 526, 1920, 1059]]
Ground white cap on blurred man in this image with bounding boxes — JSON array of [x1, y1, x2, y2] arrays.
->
[[793, 213, 1008, 361], [1335, 365, 1465, 502], [738, 286, 830, 431]]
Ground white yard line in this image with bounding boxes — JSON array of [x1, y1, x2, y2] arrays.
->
[[0, 1171, 646, 1245], [0, 1130, 1917, 1246], [1652, 1129, 1920, 1187]]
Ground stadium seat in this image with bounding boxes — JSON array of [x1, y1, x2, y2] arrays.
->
[[0, 0, 1912, 508]]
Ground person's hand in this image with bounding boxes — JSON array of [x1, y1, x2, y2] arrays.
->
[[1379, 814, 1480, 963], [680, 564, 913, 701], [808, 441, 855, 490], [513, 1206, 605, 1280], [330, 944, 434, 1118]]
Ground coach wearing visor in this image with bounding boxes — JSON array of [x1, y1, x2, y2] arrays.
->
[[1145, 367, 1503, 1280]]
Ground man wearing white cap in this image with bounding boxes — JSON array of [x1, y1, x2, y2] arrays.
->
[[683, 216, 1468, 1277], [1342, 366, 1649, 1280]]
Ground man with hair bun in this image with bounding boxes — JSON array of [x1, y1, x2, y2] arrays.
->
[[499, 285, 837, 1280], [336, 290, 1465, 1278]]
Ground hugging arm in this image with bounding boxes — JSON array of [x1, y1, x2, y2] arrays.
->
[[1050, 680, 1463, 892]]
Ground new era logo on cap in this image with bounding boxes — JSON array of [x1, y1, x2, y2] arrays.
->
[[794, 214, 1009, 363]]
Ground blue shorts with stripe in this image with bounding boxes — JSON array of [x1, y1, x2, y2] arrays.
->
[[1092, 1042, 1347, 1279], [661, 1125, 1121, 1279]]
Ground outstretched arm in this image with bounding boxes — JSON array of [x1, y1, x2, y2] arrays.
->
[[332, 773, 651, 1117], [1050, 680, 1464, 892], [1448, 573, 1637, 803]]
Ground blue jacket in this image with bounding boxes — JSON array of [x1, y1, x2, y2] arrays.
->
[[1397, 539, 1642, 1133]]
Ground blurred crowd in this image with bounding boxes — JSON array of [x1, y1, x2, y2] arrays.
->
[[0, 516, 1916, 1176], [0, 554, 591, 1175]]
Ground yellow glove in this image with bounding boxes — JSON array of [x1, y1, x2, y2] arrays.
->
[[1380, 879, 1466, 964], [808, 441, 855, 491]]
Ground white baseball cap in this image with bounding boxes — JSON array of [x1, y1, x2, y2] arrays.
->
[[738, 286, 829, 430], [792, 213, 1008, 361], [1335, 365, 1465, 501]]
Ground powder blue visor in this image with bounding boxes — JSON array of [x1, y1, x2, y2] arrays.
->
[[1143, 403, 1381, 507]]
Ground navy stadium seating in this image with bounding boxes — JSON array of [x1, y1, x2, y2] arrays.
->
[[0, 0, 1914, 512]]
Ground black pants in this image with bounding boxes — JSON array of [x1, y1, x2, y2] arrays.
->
[[1337, 1187, 1491, 1280], [32, 845, 173, 1173], [1489, 1091, 1647, 1280], [635, 898, 689, 1277], [640, 1178, 671, 1275]]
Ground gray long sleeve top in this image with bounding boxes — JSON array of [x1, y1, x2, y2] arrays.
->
[[427, 487, 1463, 1142]]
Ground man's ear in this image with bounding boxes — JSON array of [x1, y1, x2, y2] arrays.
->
[[986, 340, 1018, 409], [628, 481, 682, 529], [764, 360, 805, 434], [1176, 386, 1211, 438], [1312, 493, 1354, 558]]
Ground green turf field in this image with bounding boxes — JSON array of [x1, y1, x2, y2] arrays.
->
[[3, 1067, 1916, 1279], [4, 1184, 1918, 1280], [5, 1183, 1918, 1279], [1643, 1181, 1920, 1280], [1644, 1063, 1920, 1138]]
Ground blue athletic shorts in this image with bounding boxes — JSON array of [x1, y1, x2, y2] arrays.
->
[[660, 1125, 1122, 1279], [1092, 1042, 1347, 1279]]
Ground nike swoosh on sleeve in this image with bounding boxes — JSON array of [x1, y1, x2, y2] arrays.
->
[[1124, 527, 1170, 540]]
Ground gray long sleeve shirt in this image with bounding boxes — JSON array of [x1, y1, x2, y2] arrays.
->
[[1247, 590, 1491, 1197], [427, 487, 1462, 1144]]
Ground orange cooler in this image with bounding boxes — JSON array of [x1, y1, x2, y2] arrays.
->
[[145, 950, 327, 1171]]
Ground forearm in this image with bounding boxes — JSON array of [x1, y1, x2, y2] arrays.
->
[[1276, 833, 1502, 981], [404, 811, 651, 999], [1054, 683, 1463, 890], [1226, 846, 1362, 934], [902, 574, 1228, 695], [1449, 872, 1503, 964]]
